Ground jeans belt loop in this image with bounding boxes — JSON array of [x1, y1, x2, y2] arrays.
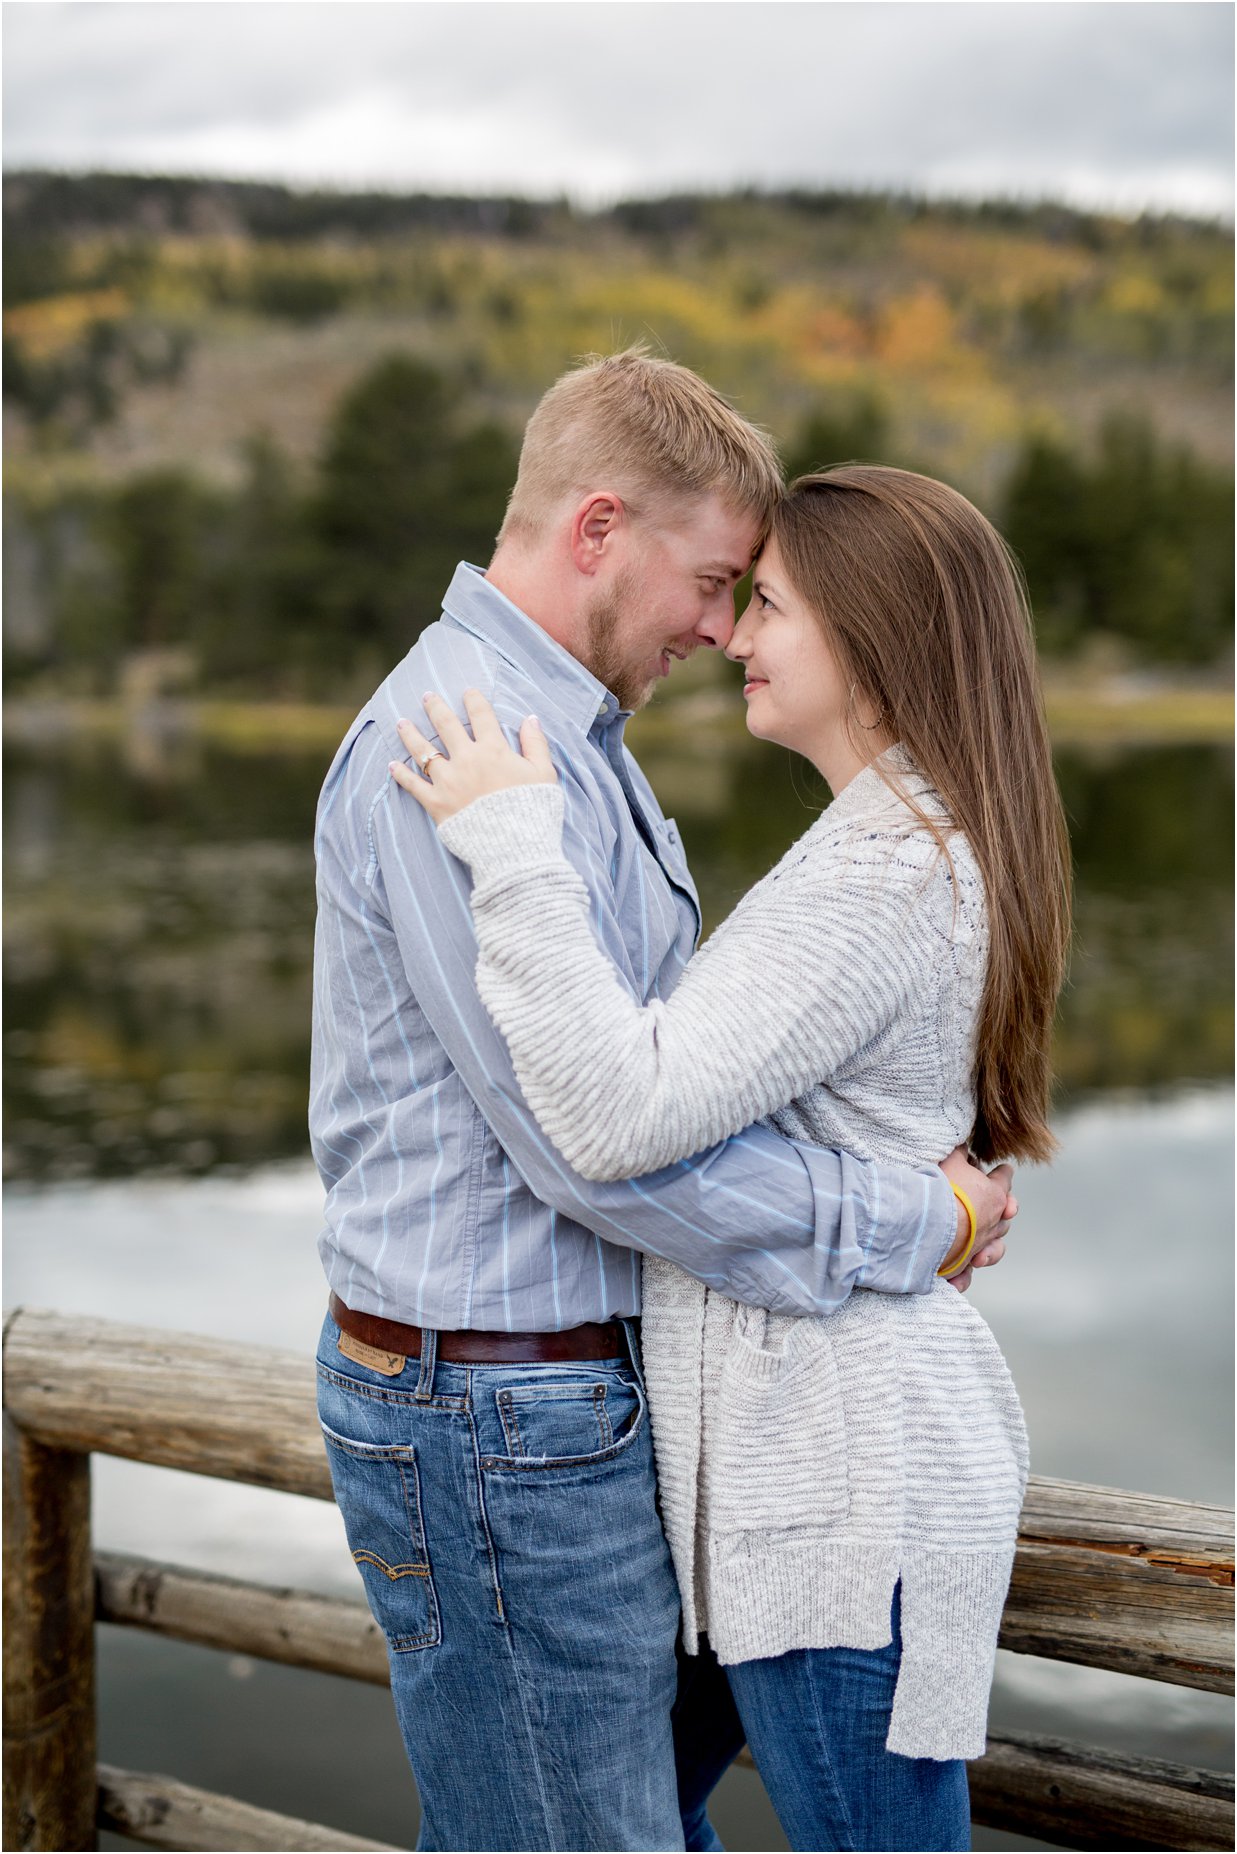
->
[[620, 1316, 644, 1390], [415, 1327, 438, 1401]]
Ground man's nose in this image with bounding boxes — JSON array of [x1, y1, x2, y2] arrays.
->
[[694, 604, 737, 651]]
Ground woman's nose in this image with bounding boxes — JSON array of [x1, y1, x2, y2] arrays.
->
[[725, 607, 755, 661]]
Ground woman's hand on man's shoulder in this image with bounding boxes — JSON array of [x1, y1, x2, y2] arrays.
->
[[389, 690, 558, 826]]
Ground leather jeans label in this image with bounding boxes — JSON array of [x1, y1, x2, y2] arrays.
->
[[338, 1331, 407, 1377]]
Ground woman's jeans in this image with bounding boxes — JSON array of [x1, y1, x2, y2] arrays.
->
[[676, 1586, 971, 1853], [316, 1310, 685, 1851]]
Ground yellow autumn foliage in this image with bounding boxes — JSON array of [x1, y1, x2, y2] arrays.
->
[[4, 288, 130, 359], [901, 221, 1097, 305], [1105, 273, 1168, 317], [874, 285, 987, 380]]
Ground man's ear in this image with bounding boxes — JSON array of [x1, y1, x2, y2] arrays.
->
[[569, 493, 625, 577]]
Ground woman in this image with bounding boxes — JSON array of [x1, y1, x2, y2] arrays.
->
[[389, 466, 1071, 1852]]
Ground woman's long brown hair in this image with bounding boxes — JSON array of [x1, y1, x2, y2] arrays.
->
[[774, 466, 1072, 1163]]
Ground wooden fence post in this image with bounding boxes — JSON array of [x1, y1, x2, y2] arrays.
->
[[3, 1411, 98, 1851]]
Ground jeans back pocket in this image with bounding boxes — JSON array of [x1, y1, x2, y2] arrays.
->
[[320, 1420, 441, 1652], [709, 1311, 849, 1538]]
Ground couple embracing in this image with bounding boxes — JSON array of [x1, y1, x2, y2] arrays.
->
[[310, 349, 1070, 1853]]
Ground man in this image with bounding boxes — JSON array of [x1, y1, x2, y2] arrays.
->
[[310, 350, 1012, 1851]]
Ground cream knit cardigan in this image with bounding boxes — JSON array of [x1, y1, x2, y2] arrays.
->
[[437, 748, 1029, 1760]]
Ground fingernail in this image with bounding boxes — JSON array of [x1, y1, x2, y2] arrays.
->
[[396, 718, 409, 729], [388, 761, 399, 774]]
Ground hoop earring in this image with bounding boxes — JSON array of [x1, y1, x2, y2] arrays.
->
[[849, 680, 887, 731]]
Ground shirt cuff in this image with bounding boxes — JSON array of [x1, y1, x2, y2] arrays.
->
[[436, 784, 565, 878], [855, 1163, 956, 1295]]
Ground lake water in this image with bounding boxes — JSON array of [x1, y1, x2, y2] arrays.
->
[[4, 723, 1231, 1183], [3, 718, 1232, 1850]]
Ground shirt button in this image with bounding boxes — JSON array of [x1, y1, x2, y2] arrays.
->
[[597, 701, 608, 717]]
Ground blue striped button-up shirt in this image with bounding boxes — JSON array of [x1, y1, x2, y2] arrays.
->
[[310, 563, 955, 1331]]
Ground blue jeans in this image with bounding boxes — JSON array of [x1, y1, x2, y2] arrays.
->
[[316, 1311, 684, 1851], [676, 1587, 971, 1852]]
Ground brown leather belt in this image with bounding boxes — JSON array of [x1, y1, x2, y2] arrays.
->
[[329, 1293, 627, 1365]]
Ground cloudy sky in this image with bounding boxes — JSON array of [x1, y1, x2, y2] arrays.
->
[[4, 1, 1232, 218]]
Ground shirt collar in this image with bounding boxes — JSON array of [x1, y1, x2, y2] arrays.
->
[[441, 562, 621, 735]]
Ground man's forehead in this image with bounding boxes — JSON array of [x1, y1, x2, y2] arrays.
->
[[684, 495, 764, 571]]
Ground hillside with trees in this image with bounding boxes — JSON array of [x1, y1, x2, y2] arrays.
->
[[4, 172, 1231, 699]]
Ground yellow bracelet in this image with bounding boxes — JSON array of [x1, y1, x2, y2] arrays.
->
[[939, 1184, 978, 1278]]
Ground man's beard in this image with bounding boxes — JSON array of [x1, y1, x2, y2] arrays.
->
[[582, 570, 658, 714]]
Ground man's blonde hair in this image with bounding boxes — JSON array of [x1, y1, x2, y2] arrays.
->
[[498, 348, 784, 545]]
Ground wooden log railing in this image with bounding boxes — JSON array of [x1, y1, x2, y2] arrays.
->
[[3, 1307, 1233, 1852]]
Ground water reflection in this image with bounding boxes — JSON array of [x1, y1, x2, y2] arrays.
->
[[4, 743, 318, 1180], [3, 731, 1232, 1182], [1054, 747, 1233, 1091]]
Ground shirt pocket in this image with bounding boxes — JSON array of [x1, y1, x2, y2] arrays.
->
[[708, 1310, 850, 1539], [651, 815, 701, 936], [319, 1421, 442, 1652], [657, 816, 688, 876]]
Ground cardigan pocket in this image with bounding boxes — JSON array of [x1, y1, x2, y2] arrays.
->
[[708, 1309, 849, 1538]]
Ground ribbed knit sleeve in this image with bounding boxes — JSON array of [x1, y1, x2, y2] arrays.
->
[[437, 779, 951, 1184]]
